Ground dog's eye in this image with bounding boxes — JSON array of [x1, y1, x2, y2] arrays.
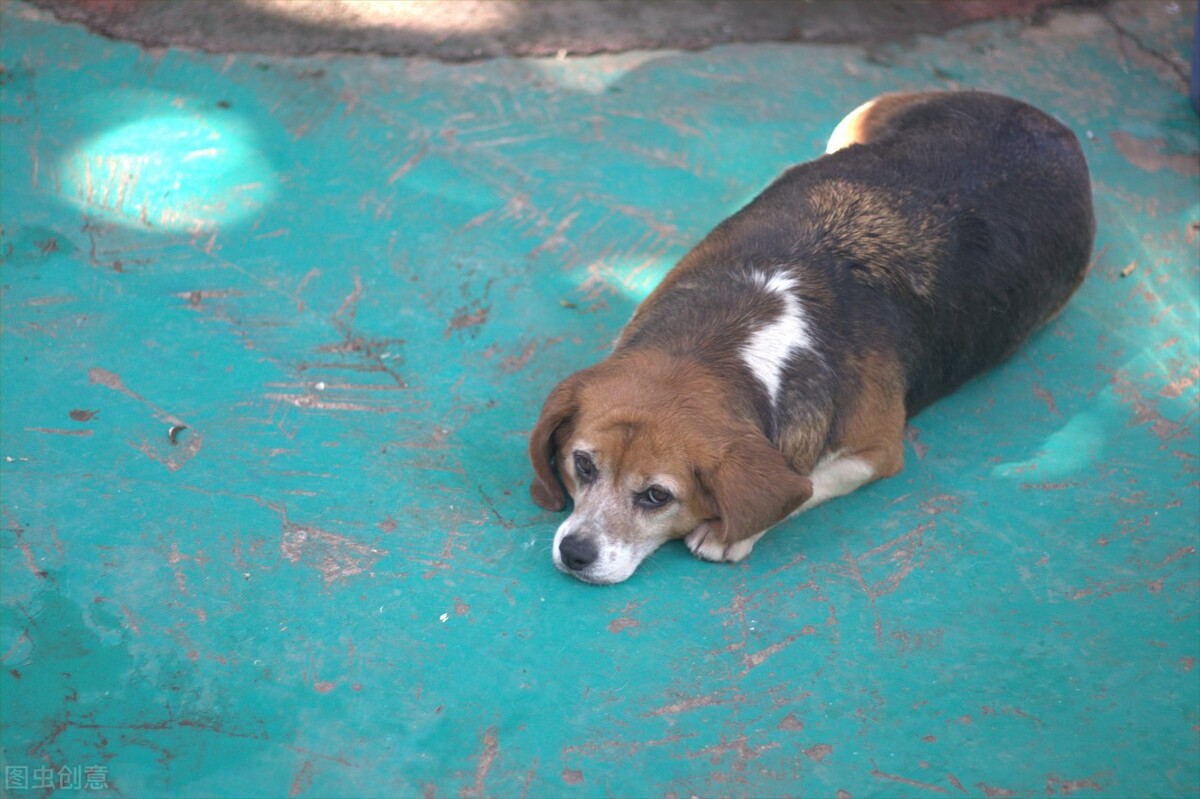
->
[[636, 486, 673, 509], [573, 451, 596, 483]]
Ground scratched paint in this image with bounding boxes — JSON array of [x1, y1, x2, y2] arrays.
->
[[2, 1, 1198, 797]]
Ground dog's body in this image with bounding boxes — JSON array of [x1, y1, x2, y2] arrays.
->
[[530, 91, 1095, 584]]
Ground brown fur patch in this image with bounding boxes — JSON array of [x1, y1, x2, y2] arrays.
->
[[803, 179, 946, 300], [777, 413, 830, 477], [832, 348, 906, 477]]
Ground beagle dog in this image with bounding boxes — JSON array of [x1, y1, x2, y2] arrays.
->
[[529, 91, 1095, 584]]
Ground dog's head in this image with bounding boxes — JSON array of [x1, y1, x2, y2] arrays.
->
[[529, 351, 812, 584]]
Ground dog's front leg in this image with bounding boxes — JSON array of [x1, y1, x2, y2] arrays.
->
[[800, 442, 903, 512]]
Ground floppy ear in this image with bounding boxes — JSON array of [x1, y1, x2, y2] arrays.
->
[[528, 372, 584, 511], [700, 431, 813, 545]]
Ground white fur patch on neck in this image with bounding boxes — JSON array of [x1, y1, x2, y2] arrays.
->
[[740, 271, 813, 406]]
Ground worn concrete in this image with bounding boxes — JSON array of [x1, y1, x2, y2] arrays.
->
[[33, 0, 1087, 60], [1, 0, 1198, 797]]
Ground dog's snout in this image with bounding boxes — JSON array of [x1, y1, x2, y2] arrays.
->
[[559, 534, 598, 571]]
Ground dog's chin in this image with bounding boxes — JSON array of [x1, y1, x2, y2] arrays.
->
[[557, 566, 619, 585], [553, 558, 632, 586]]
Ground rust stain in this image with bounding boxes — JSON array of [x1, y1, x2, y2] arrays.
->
[[1109, 131, 1200, 177], [135, 436, 202, 473], [759, 551, 807, 578], [1159, 545, 1195, 566], [414, 517, 474, 579], [460, 209, 496, 231], [1068, 570, 1174, 602], [686, 733, 779, 773], [167, 543, 189, 595], [856, 521, 935, 602], [293, 267, 321, 311], [1044, 774, 1106, 794], [777, 712, 804, 731], [460, 727, 498, 799], [918, 496, 961, 516], [88, 367, 141, 403], [562, 732, 693, 760], [803, 744, 833, 763], [24, 427, 93, 437], [1110, 369, 1186, 442], [1160, 364, 1200, 399], [121, 605, 142, 635], [446, 305, 490, 338], [289, 758, 315, 798], [740, 634, 798, 676], [6, 516, 47, 579], [980, 705, 1044, 726], [1033, 385, 1060, 415], [520, 758, 538, 799], [1, 631, 30, 665], [175, 288, 244, 306], [608, 617, 639, 633], [642, 691, 732, 717], [21, 295, 77, 308], [529, 211, 581, 257], [387, 143, 431, 185], [561, 768, 583, 785], [69, 409, 98, 421], [265, 393, 398, 413], [500, 341, 539, 373], [869, 767, 948, 793], [498, 336, 565, 373], [280, 519, 388, 588]]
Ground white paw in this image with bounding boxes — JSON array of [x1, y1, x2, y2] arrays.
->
[[685, 525, 763, 563]]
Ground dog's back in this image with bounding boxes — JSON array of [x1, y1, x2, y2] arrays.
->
[[623, 91, 1095, 416], [815, 91, 1095, 411]]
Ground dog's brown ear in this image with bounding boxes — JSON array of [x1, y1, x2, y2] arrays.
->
[[700, 431, 813, 545], [528, 371, 586, 511]]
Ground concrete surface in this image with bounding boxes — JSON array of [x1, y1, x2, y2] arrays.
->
[[1, 0, 1198, 797], [33, 0, 1085, 60]]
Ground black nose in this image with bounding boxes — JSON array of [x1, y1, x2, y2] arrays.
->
[[559, 534, 598, 571]]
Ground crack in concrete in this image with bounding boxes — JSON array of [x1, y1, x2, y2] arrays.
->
[[1100, 6, 1190, 87]]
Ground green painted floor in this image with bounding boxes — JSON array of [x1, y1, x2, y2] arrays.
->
[[2, 2, 1198, 797]]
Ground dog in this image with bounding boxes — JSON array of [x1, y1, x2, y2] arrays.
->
[[528, 91, 1095, 584]]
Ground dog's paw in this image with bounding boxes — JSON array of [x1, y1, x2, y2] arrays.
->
[[685, 524, 761, 563]]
